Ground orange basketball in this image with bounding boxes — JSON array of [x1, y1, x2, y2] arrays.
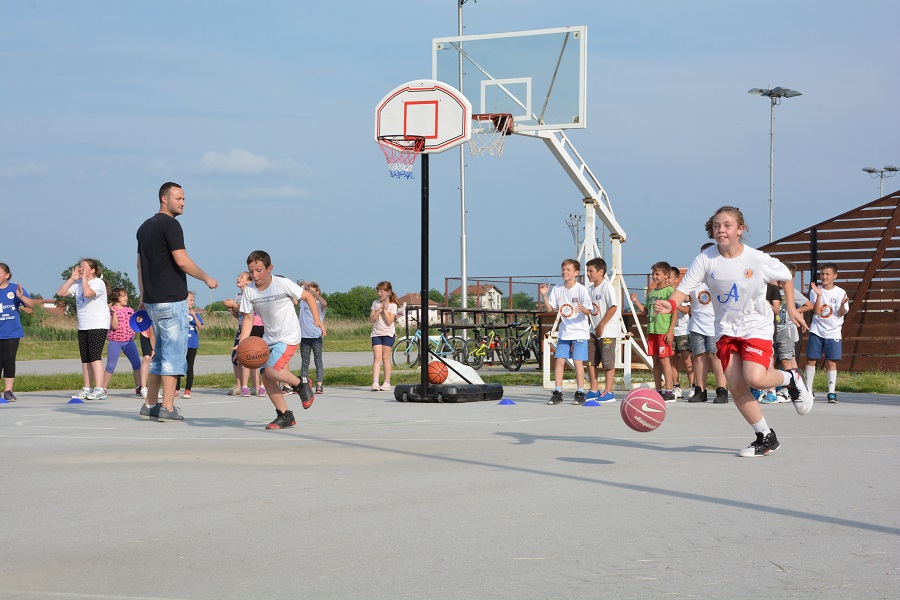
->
[[427, 360, 449, 384], [236, 337, 269, 369]]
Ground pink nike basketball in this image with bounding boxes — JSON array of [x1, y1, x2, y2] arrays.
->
[[621, 388, 667, 432]]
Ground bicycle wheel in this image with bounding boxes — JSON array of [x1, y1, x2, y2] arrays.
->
[[465, 339, 484, 370], [391, 338, 420, 368], [448, 336, 468, 364], [503, 337, 524, 371]]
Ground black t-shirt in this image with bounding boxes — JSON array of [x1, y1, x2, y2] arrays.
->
[[136, 213, 187, 304]]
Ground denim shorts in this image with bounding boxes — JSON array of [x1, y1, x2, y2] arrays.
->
[[371, 335, 395, 348], [555, 338, 588, 362], [145, 300, 188, 376]]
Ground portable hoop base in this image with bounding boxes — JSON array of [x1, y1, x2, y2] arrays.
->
[[470, 113, 514, 157], [377, 135, 425, 179]]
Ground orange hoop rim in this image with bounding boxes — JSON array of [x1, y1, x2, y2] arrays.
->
[[472, 113, 514, 135]]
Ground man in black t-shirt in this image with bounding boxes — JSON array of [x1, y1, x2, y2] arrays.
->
[[136, 182, 217, 422]]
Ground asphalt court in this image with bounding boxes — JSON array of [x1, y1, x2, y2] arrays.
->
[[1, 387, 898, 599]]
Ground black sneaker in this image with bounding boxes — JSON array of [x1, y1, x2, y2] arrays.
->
[[713, 387, 729, 404], [572, 391, 586, 405], [156, 405, 184, 422], [266, 409, 296, 430], [662, 390, 676, 403], [292, 379, 315, 409], [688, 389, 708, 403], [547, 390, 564, 405], [738, 430, 780, 457], [827, 393, 838, 403]]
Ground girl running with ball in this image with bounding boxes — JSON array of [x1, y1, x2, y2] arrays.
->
[[654, 206, 814, 457]]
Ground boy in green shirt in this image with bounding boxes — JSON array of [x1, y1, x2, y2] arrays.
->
[[630, 261, 677, 401]]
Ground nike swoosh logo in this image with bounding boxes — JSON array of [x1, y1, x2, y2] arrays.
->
[[641, 402, 664, 413]]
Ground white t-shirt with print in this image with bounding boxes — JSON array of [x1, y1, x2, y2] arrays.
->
[[688, 287, 715, 337], [68, 278, 110, 330], [547, 282, 592, 341], [239, 277, 304, 345], [588, 279, 621, 339], [677, 245, 791, 341], [809, 285, 848, 340]]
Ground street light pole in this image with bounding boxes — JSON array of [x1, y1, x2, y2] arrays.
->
[[748, 86, 802, 243], [862, 166, 898, 198]]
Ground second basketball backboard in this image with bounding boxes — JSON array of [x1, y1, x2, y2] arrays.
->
[[433, 26, 587, 132]]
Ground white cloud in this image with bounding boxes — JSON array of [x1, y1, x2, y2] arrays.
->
[[241, 186, 309, 199], [195, 149, 300, 175], [0, 163, 47, 179]]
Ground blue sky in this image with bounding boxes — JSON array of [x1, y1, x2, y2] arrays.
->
[[2, 0, 897, 303]]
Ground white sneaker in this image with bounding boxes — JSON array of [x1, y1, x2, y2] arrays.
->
[[686, 385, 697, 399], [775, 388, 790, 403], [140, 387, 148, 399], [787, 369, 814, 415], [673, 385, 683, 399], [86, 388, 104, 400]]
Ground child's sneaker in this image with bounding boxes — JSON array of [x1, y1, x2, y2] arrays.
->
[[379, 383, 392, 392], [662, 391, 676, 403], [786, 369, 814, 415], [266, 409, 296, 430], [584, 390, 600, 400], [371, 382, 381, 391], [141, 387, 148, 399], [135, 386, 142, 397], [227, 385, 242, 396], [673, 385, 683, 399], [827, 392, 838, 403], [281, 384, 295, 395], [776, 387, 791, 403], [760, 389, 778, 403], [77, 388, 91, 400], [713, 387, 729, 404], [572, 391, 586, 405], [292, 379, 315, 409], [86, 388, 105, 401], [547, 390, 564, 405], [688, 389, 708, 403], [686, 384, 698, 399], [139, 403, 160, 420], [156, 405, 184, 422], [257, 386, 266, 397], [315, 384, 324, 395], [3, 390, 17, 402], [182, 389, 191, 399], [738, 430, 780, 457], [597, 391, 616, 403], [241, 387, 251, 397]]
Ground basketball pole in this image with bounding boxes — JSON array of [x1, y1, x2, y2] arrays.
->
[[420, 153, 430, 398]]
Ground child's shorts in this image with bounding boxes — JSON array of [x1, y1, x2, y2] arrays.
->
[[806, 333, 842, 361], [371, 335, 395, 348], [265, 342, 298, 372], [716, 336, 773, 371], [774, 324, 799, 361], [587, 334, 615, 370], [646, 333, 674, 358], [555, 338, 588, 362], [674, 334, 691, 353], [689, 331, 717, 355]]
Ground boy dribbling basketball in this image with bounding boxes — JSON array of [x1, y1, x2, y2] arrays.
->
[[236, 250, 325, 430]]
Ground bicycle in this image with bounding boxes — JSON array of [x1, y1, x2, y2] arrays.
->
[[464, 325, 512, 370], [392, 325, 467, 368], [502, 320, 544, 371]]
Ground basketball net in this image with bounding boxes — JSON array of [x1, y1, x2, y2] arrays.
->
[[469, 113, 514, 157], [377, 135, 425, 179]]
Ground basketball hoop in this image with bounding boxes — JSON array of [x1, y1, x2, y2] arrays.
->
[[469, 113, 514, 157], [377, 135, 426, 179]]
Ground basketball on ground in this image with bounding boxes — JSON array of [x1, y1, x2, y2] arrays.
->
[[620, 388, 666, 432], [236, 337, 269, 369], [427, 360, 449, 384]]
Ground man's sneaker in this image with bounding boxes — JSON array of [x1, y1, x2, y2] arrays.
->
[[241, 387, 250, 398], [257, 386, 266, 397], [139, 403, 161, 420], [315, 384, 324, 395], [688, 389, 708, 403], [760, 390, 778, 403], [227, 385, 242, 396], [292, 379, 315, 409], [714, 387, 729, 404], [662, 391, 676, 403], [182, 389, 191, 399], [141, 387, 148, 399], [547, 390, 564, 405], [775, 387, 791, 403], [584, 389, 600, 400], [786, 369, 814, 415], [266, 409, 296, 430], [673, 385, 683, 399], [738, 430, 780, 457], [572, 391, 586, 405], [827, 392, 838, 403], [281, 384, 295, 396], [3, 390, 17, 402], [86, 388, 105, 401], [597, 391, 616, 403], [156, 405, 184, 422]]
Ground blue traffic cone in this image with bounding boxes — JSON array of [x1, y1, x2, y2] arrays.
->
[[68, 396, 84, 404], [498, 398, 516, 405], [583, 399, 601, 406]]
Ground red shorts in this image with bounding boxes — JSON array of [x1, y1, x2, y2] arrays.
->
[[646, 333, 674, 358], [715, 336, 773, 370]]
